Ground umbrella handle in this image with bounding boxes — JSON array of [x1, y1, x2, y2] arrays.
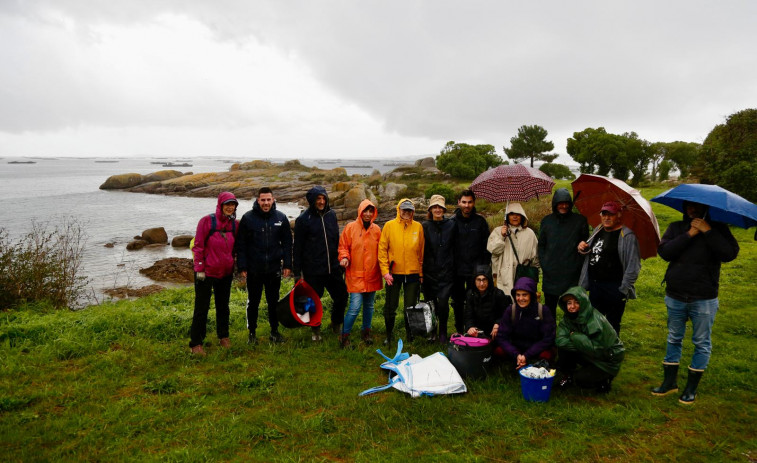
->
[[585, 225, 604, 247]]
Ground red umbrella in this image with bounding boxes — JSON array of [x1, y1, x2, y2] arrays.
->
[[571, 174, 661, 259], [470, 164, 555, 202]]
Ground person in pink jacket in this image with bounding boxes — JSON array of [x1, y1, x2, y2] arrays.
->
[[338, 199, 382, 347], [189, 192, 239, 355]]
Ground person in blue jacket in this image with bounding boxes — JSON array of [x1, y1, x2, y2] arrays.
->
[[236, 187, 292, 344]]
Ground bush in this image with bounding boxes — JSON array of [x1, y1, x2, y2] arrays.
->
[[539, 163, 575, 180], [0, 219, 89, 309], [424, 183, 456, 203]]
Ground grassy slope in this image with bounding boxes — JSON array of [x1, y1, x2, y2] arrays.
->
[[1, 184, 756, 462]]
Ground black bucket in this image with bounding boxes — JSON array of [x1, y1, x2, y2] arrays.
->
[[447, 336, 493, 379]]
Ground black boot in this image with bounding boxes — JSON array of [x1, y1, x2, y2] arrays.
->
[[679, 368, 704, 404], [383, 316, 395, 346], [247, 331, 257, 345], [651, 363, 679, 396], [361, 328, 373, 345]]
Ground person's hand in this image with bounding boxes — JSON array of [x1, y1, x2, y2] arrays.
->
[[340, 258, 349, 268], [282, 268, 292, 278], [491, 324, 499, 339], [516, 354, 527, 369], [196, 272, 206, 281], [501, 225, 510, 237], [383, 273, 394, 286], [466, 327, 478, 336], [577, 241, 589, 254], [535, 291, 542, 303], [691, 218, 711, 233]]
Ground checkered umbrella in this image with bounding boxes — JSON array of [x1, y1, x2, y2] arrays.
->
[[470, 164, 555, 202]]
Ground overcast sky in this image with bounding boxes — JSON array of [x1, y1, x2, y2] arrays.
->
[[1, 1, 755, 161]]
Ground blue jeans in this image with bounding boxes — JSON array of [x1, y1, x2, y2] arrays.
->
[[343, 292, 376, 335], [664, 296, 719, 370]]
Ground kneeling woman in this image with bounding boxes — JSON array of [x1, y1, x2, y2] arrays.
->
[[495, 277, 556, 369], [555, 286, 625, 392]]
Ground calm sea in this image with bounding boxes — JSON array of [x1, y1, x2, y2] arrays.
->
[[0, 156, 406, 301]]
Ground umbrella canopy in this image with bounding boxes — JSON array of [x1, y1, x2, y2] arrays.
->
[[650, 183, 757, 229], [470, 164, 555, 203], [571, 174, 661, 259]]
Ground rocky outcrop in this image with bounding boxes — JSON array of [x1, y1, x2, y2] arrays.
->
[[415, 157, 436, 168], [100, 171, 186, 190], [139, 257, 194, 283], [380, 183, 407, 200], [126, 239, 149, 251], [100, 173, 144, 189], [103, 284, 165, 299], [141, 227, 168, 244], [171, 235, 193, 247]]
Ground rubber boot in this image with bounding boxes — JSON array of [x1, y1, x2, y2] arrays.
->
[[339, 333, 351, 349], [679, 367, 704, 405], [383, 316, 395, 346], [651, 363, 679, 396], [361, 328, 373, 345]]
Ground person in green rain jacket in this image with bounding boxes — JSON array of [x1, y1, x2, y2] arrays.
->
[[555, 286, 624, 393]]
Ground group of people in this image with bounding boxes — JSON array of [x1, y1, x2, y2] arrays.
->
[[188, 183, 739, 403]]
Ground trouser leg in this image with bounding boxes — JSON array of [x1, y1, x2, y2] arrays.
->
[[213, 275, 233, 340], [451, 276, 470, 333], [435, 281, 453, 339], [325, 272, 347, 326], [384, 280, 401, 337], [190, 274, 213, 347], [663, 296, 687, 364], [263, 272, 282, 332], [688, 297, 718, 370], [343, 293, 362, 335], [361, 292, 376, 331], [246, 275, 265, 333], [589, 280, 626, 335]]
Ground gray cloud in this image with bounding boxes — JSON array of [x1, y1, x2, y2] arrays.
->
[[1, 1, 756, 156]]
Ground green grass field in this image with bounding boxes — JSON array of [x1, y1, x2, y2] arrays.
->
[[2, 184, 756, 462]]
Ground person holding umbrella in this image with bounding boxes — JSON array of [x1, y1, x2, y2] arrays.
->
[[651, 200, 739, 404], [577, 201, 641, 336], [487, 202, 539, 303]]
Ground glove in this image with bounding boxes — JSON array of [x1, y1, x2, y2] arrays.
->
[[196, 272, 206, 281]]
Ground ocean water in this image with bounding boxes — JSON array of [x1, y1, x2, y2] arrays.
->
[[0, 156, 408, 301]]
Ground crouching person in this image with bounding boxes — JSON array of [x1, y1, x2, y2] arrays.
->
[[495, 277, 556, 370], [555, 286, 624, 393]]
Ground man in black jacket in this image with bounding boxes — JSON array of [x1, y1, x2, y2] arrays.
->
[[538, 188, 589, 314], [450, 189, 491, 333], [293, 185, 348, 341], [236, 187, 292, 344], [652, 201, 739, 404]]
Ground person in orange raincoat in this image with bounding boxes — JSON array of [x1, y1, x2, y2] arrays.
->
[[338, 199, 382, 348]]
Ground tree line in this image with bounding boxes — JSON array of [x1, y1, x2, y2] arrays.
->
[[434, 108, 757, 202]]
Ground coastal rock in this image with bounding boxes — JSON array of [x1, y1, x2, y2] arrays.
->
[[103, 284, 165, 299], [104, 242, 115, 248], [139, 257, 194, 283], [344, 185, 367, 211], [126, 239, 148, 250], [381, 183, 407, 200], [141, 227, 168, 244], [142, 170, 185, 183], [100, 173, 144, 190], [171, 235, 193, 247], [415, 157, 436, 168]]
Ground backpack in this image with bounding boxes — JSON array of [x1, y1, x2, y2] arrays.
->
[[190, 213, 236, 251], [512, 303, 543, 324]]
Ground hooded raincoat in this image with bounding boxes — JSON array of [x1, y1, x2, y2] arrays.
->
[[293, 186, 341, 277], [496, 277, 555, 360], [193, 192, 239, 279], [487, 202, 539, 296], [378, 198, 424, 277], [338, 199, 383, 293], [538, 188, 589, 296], [556, 286, 624, 376]]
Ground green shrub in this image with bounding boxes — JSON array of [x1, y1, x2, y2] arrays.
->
[[0, 219, 89, 310], [424, 183, 456, 203], [539, 162, 576, 180]]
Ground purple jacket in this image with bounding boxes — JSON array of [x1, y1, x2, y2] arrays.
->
[[495, 277, 555, 359], [193, 192, 239, 278]]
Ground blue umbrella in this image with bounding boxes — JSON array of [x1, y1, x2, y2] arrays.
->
[[651, 184, 757, 228]]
